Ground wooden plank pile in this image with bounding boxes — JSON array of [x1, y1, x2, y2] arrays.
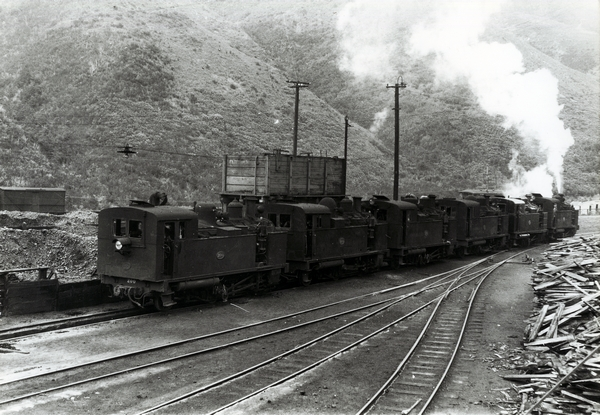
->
[[503, 235, 600, 414]]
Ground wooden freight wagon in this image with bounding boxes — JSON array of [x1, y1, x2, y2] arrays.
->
[[0, 187, 66, 214], [222, 152, 346, 198]]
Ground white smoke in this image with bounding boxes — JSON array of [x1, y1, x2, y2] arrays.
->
[[336, 0, 403, 81], [336, 0, 575, 195], [407, 0, 574, 194], [370, 108, 390, 133], [503, 150, 554, 197]]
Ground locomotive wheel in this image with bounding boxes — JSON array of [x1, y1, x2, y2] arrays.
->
[[153, 294, 173, 311], [300, 271, 312, 286], [456, 246, 466, 258]]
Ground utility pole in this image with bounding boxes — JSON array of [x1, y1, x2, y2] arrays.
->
[[344, 115, 352, 194], [287, 80, 309, 156], [386, 76, 407, 201], [344, 115, 352, 162]]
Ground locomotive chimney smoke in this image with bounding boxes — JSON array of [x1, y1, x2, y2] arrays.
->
[[503, 150, 554, 197], [407, 0, 574, 195], [370, 108, 390, 133]]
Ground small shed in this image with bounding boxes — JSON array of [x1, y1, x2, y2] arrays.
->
[[0, 187, 66, 214]]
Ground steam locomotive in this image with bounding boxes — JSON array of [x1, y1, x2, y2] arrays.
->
[[97, 152, 578, 309]]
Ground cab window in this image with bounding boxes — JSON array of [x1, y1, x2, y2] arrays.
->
[[129, 220, 143, 238], [268, 213, 277, 225], [114, 219, 127, 236], [280, 214, 291, 228], [267, 213, 291, 228], [179, 221, 186, 239], [376, 209, 387, 221]]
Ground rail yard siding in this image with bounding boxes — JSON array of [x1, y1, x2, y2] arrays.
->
[[0, 187, 66, 214]]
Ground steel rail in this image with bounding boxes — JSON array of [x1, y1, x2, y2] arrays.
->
[[0, 256, 489, 388], [0, 260, 488, 406], [136, 259, 498, 414], [0, 307, 150, 341], [355, 265, 491, 414], [191, 263, 501, 415], [357, 249, 533, 415], [416, 255, 517, 415]]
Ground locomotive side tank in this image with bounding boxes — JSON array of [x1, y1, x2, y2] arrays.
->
[[98, 201, 288, 309]]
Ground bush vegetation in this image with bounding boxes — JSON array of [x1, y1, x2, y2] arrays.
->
[[0, 0, 597, 210]]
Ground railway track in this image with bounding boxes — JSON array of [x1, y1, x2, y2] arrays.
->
[[358, 252, 525, 415], [0, 307, 150, 341], [162, 257, 514, 415], [0, 258, 492, 414], [0, 251, 533, 414]]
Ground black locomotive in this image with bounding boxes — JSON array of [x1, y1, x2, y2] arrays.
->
[[98, 200, 288, 309], [97, 152, 578, 309]]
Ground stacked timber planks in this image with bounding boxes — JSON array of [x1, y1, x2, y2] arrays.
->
[[504, 235, 600, 414]]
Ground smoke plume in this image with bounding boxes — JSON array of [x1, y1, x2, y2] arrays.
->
[[407, 0, 573, 196], [503, 150, 555, 197], [370, 108, 390, 133], [337, 0, 574, 197]]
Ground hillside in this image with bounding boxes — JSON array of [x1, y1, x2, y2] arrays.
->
[[212, 0, 599, 197], [0, 0, 598, 209], [0, 0, 392, 208]]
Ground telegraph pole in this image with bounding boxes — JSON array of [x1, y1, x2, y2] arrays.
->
[[344, 115, 352, 162], [386, 76, 407, 201], [287, 80, 309, 156], [344, 115, 352, 194]]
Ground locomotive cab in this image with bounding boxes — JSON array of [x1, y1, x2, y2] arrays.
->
[[98, 205, 200, 308]]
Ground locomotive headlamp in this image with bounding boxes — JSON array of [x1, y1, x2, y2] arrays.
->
[[113, 237, 132, 254]]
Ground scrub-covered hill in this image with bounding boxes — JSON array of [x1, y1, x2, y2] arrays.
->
[[0, 0, 598, 208]]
